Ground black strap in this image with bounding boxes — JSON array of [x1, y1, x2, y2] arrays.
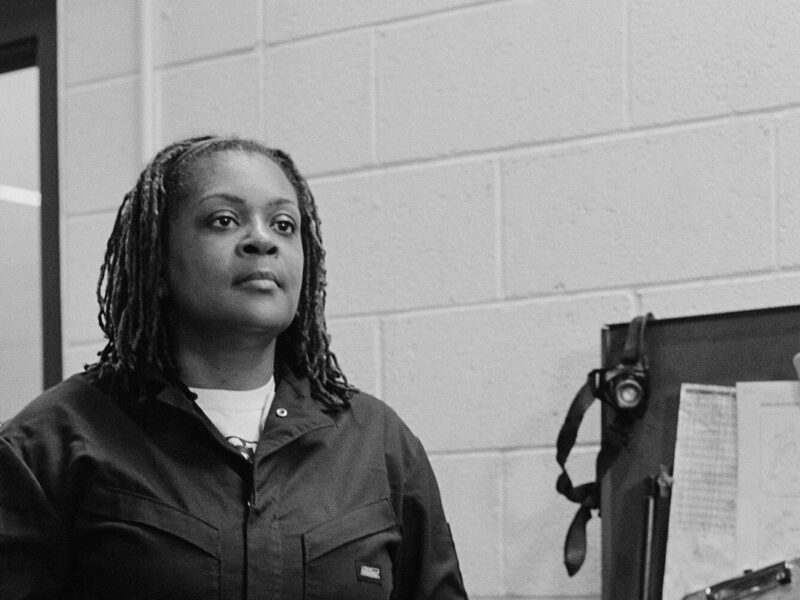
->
[[554, 314, 652, 576], [622, 314, 650, 365], [564, 504, 592, 576], [556, 385, 632, 575], [556, 379, 595, 473]]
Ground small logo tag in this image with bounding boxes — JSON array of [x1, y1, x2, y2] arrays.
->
[[356, 562, 382, 584]]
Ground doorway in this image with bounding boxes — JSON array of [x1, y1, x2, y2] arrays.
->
[[0, 1, 60, 420]]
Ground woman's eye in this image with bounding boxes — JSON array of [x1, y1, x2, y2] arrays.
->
[[210, 214, 237, 229], [272, 218, 297, 235]]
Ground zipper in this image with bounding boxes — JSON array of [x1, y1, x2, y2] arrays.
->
[[243, 462, 256, 600]]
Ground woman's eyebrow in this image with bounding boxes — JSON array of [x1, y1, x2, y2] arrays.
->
[[197, 193, 298, 207]]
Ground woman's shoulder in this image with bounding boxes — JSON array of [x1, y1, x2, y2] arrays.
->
[[342, 390, 424, 455], [0, 371, 111, 443], [346, 389, 406, 425]]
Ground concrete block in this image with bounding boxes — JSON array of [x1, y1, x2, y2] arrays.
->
[[640, 276, 800, 320], [630, 0, 800, 125], [313, 160, 496, 316], [63, 79, 141, 214], [264, 0, 482, 43], [326, 317, 381, 397], [503, 122, 773, 296], [160, 55, 261, 144], [376, 0, 624, 162], [778, 113, 800, 267], [264, 32, 372, 174], [64, 0, 139, 85], [382, 295, 631, 452], [505, 448, 601, 596], [64, 212, 118, 345], [157, 0, 259, 66], [429, 452, 503, 597]]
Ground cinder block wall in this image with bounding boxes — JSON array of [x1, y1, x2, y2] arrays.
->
[[58, 1, 800, 598]]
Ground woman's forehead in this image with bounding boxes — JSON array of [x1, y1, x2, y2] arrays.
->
[[180, 149, 298, 204]]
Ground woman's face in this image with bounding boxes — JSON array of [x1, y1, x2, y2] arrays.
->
[[166, 149, 304, 341]]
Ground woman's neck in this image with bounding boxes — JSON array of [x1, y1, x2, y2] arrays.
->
[[170, 325, 277, 390]]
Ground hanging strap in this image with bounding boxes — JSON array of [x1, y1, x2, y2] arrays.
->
[[554, 314, 652, 576], [556, 375, 633, 575], [622, 313, 650, 367]]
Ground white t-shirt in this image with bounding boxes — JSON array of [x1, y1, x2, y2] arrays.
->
[[191, 377, 275, 461]]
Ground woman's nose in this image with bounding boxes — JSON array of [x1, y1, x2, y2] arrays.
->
[[239, 222, 277, 255]]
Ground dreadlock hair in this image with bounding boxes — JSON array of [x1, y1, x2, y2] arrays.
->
[[95, 135, 355, 410]]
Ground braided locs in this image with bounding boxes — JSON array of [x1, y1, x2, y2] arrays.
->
[[95, 136, 355, 409]]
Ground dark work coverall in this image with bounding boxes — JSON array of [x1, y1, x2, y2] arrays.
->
[[0, 365, 468, 599]]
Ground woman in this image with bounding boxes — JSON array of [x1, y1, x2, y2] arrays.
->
[[0, 136, 468, 599]]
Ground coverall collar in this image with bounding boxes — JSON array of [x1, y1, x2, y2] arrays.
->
[[147, 363, 336, 460]]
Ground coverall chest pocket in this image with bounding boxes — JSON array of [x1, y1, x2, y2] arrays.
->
[[302, 498, 401, 600], [74, 485, 221, 600]]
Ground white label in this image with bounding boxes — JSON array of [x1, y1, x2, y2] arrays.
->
[[359, 565, 381, 581]]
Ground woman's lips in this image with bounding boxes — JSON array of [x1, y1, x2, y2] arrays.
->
[[235, 270, 279, 290]]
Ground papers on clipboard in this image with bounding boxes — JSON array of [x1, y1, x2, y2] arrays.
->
[[662, 381, 800, 600]]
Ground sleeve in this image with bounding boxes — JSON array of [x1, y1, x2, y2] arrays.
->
[[391, 438, 469, 600], [0, 438, 69, 599]]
